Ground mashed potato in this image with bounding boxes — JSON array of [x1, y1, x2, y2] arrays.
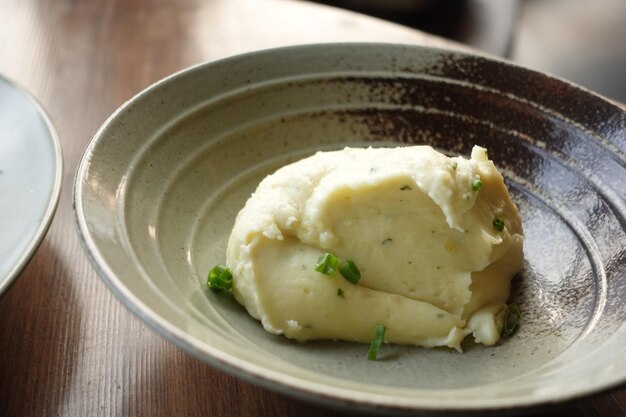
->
[[226, 145, 524, 350]]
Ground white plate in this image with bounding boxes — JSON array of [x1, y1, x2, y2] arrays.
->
[[0, 75, 62, 296]]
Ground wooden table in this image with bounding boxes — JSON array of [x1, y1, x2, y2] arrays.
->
[[0, 0, 624, 415]]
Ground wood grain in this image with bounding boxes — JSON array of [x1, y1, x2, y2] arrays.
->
[[0, 0, 624, 416]]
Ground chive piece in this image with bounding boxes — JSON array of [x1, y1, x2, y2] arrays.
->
[[493, 217, 505, 231], [340, 260, 361, 284], [315, 253, 340, 275], [451, 161, 458, 170], [368, 324, 387, 360], [207, 265, 233, 292], [381, 238, 393, 245], [399, 185, 412, 191], [337, 288, 345, 298], [471, 177, 482, 191], [501, 305, 521, 337]]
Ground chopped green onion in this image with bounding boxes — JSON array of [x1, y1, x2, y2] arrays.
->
[[381, 238, 393, 245], [340, 260, 361, 284], [368, 324, 386, 360], [315, 253, 340, 275], [493, 217, 505, 231], [337, 288, 345, 298], [501, 304, 521, 337], [399, 185, 412, 191], [471, 177, 483, 191], [451, 161, 458, 170], [207, 265, 233, 292]]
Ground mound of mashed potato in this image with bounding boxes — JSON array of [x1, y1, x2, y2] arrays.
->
[[226, 145, 524, 350]]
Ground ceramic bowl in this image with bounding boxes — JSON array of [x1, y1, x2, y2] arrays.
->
[[74, 43, 626, 414]]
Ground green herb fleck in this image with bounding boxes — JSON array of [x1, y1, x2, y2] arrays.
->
[[436, 313, 445, 319], [501, 304, 521, 337], [315, 253, 340, 275], [471, 177, 482, 191], [399, 185, 412, 191], [207, 265, 233, 292], [337, 288, 345, 298], [339, 260, 361, 284], [367, 324, 387, 360], [492, 217, 505, 232], [451, 161, 458, 170], [381, 238, 393, 245]]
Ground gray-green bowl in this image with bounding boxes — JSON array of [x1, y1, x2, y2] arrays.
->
[[74, 43, 626, 415]]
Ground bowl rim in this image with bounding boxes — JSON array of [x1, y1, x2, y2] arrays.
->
[[73, 42, 626, 414]]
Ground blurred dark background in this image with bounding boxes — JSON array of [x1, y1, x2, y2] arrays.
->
[[310, 0, 626, 104]]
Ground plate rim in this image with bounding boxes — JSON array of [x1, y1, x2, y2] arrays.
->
[[0, 74, 64, 297]]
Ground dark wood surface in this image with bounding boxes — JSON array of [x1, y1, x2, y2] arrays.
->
[[0, 0, 624, 415]]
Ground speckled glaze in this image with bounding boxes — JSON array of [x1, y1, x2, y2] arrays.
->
[[74, 44, 626, 415]]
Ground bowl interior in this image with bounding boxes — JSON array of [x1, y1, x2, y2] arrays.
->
[[76, 44, 626, 411]]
